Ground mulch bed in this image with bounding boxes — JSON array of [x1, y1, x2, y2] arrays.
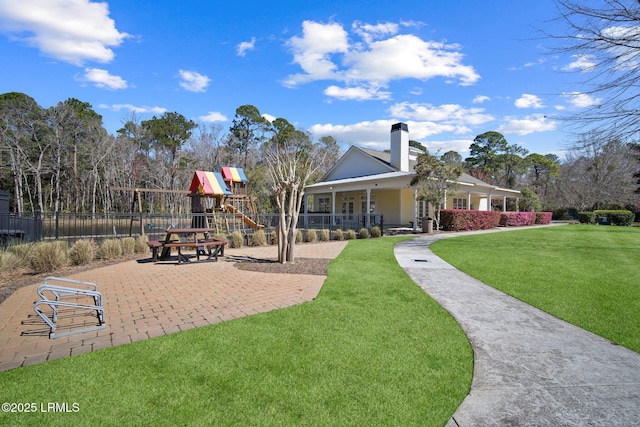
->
[[229, 256, 330, 276]]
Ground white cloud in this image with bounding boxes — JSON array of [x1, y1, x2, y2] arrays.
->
[[199, 111, 227, 122], [100, 104, 166, 114], [352, 21, 399, 43], [324, 85, 391, 101], [389, 102, 494, 127], [562, 91, 601, 108], [262, 113, 276, 123], [601, 25, 640, 70], [472, 95, 490, 104], [236, 37, 256, 57], [563, 54, 597, 72], [524, 58, 546, 68], [498, 114, 557, 135], [310, 119, 469, 152], [423, 138, 473, 154], [0, 0, 129, 65], [77, 68, 127, 89], [283, 20, 350, 86], [284, 20, 479, 94], [515, 94, 544, 109], [178, 69, 211, 92]]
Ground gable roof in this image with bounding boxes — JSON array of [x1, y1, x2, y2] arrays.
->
[[321, 146, 395, 181], [221, 167, 248, 183], [309, 145, 520, 195], [189, 171, 232, 196]]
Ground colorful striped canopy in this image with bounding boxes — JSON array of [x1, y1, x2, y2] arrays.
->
[[189, 171, 232, 196], [221, 167, 248, 183]]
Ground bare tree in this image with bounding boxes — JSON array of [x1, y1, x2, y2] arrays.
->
[[559, 131, 638, 210], [263, 119, 323, 264], [548, 0, 640, 140]]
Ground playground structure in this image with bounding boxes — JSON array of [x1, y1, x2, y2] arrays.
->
[[110, 167, 263, 237], [189, 167, 264, 233]]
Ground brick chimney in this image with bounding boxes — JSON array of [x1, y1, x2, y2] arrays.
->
[[390, 122, 409, 172]]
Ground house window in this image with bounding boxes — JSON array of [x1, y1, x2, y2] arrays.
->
[[452, 197, 468, 210], [318, 197, 330, 213], [359, 195, 376, 214], [341, 196, 355, 219], [418, 200, 430, 218]]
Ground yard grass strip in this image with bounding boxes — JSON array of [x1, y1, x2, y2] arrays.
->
[[0, 237, 472, 427], [431, 225, 640, 353]]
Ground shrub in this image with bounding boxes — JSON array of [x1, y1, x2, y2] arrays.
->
[[499, 212, 536, 227], [334, 229, 344, 241], [269, 230, 278, 245], [69, 239, 98, 266], [121, 237, 136, 256], [30, 241, 69, 273], [358, 228, 370, 239], [230, 231, 244, 248], [0, 251, 24, 274], [100, 239, 122, 260], [370, 226, 381, 238], [6, 243, 31, 268], [319, 229, 330, 241], [553, 208, 578, 220], [296, 229, 303, 243], [578, 212, 596, 224], [251, 229, 267, 246], [134, 235, 149, 253], [306, 229, 317, 242], [594, 210, 635, 226], [440, 209, 501, 231], [345, 229, 357, 240], [534, 212, 553, 225]]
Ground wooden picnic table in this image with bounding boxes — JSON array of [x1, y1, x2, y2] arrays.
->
[[148, 228, 227, 264]]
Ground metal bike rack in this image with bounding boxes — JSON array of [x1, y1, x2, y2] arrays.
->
[[33, 276, 105, 339]]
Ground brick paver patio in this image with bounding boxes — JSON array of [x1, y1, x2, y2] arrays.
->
[[0, 241, 348, 371]]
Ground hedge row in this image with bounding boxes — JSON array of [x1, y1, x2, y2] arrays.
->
[[440, 210, 552, 231], [578, 210, 634, 226], [440, 210, 501, 231]]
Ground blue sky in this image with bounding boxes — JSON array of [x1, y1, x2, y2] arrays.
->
[[0, 0, 599, 157]]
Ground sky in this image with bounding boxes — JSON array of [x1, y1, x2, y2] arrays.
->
[[0, 0, 601, 158]]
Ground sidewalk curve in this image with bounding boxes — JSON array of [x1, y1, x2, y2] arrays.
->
[[395, 230, 640, 426]]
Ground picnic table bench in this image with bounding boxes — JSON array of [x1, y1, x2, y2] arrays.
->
[[147, 228, 227, 264]]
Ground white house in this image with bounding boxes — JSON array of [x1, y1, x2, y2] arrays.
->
[[304, 123, 521, 231]]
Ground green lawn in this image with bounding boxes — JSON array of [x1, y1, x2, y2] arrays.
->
[[0, 237, 472, 427], [431, 225, 640, 353]]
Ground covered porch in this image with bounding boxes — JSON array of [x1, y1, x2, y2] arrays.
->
[[304, 176, 521, 232]]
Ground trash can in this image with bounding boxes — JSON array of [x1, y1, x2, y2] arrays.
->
[[422, 218, 433, 233], [598, 216, 611, 225]]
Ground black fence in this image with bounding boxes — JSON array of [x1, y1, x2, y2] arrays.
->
[[0, 212, 385, 245]]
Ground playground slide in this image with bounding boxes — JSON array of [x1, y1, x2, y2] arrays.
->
[[224, 204, 264, 229]]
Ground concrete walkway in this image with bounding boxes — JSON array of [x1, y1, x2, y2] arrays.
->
[[395, 231, 640, 426]]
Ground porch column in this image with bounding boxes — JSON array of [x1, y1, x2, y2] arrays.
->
[[413, 188, 418, 232], [516, 197, 520, 212], [303, 194, 309, 227], [443, 190, 447, 209], [503, 196, 507, 212], [488, 192, 492, 211], [331, 191, 336, 226], [366, 188, 371, 228], [467, 192, 471, 210]]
